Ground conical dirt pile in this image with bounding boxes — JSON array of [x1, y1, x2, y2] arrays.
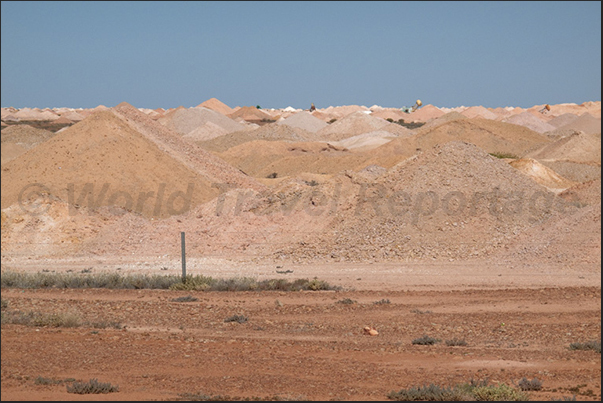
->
[[370, 117, 551, 162], [2, 104, 265, 218], [276, 111, 328, 133], [503, 112, 556, 133], [269, 141, 577, 262], [508, 158, 576, 192], [1, 124, 56, 164], [217, 140, 368, 178], [316, 111, 390, 141], [196, 97, 234, 115], [227, 106, 272, 122], [527, 131, 601, 163], [158, 106, 245, 135]]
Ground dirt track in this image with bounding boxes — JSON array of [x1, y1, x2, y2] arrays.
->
[[1, 268, 600, 401]]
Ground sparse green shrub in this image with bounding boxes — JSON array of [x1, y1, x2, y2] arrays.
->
[[412, 335, 441, 345], [489, 151, 519, 159], [569, 340, 601, 353], [517, 377, 542, 391], [1, 308, 121, 329], [410, 309, 432, 314], [387, 383, 469, 401], [266, 172, 278, 178], [305, 277, 335, 291], [169, 275, 214, 291], [35, 376, 63, 385], [305, 180, 318, 187], [1, 299, 7, 309], [66, 378, 119, 394], [35, 311, 83, 328], [171, 295, 199, 302], [224, 315, 248, 324], [337, 298, 356, 305], [445, 338, 468, 347], [3, 310, 84, 328], [374, 299, 391, 305], [1, 270, 340, 292], [212, 277, 259, 292], [472, 383, 529, 401], [394, 119, 425, 129]]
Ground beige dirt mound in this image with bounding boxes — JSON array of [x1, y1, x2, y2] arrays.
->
[[199, 123, 317, 153], [368, 108, 408, 121], [330, 130, 397, 151], [58, 110, 85, 121], [267, 141, 580, 263], [227, 106, 273, 122], [503, 112, 557, 133], [320, 105, 369, 119], [276, 111, 328, 133], [1, 124, 55, 146], [370, 117, 552, 163], [508, 158, 576, 192], [494, 199, 600, 265], [1, 125, 57, 164], [548, 101, 601, 118], [417, 111, 468, 131], [157, 106, 246, 135], [50, 115, 74, 125], [2, 104, 265, 219], [527, 131, 601, 163], [1, 143, 28, 165], [404, 104, 445, 122], [460, 106, 497, 120], [537, 160, 601, 183], [547, 113, 579, 128], [547, 113, 601, 138], [216, 140, 371, 178], [182, 121, 231, 142], [196, 97, 234, 115], [309, 109, 334, 122], [0, 111, 219, 218], [558, 178, 601, 207], [111, 102, 265, 191], [315, 111, 390, 141]]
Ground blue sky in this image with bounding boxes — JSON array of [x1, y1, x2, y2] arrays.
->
[[1, 1, 601, 110]]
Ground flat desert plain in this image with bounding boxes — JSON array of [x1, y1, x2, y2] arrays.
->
[[1, 99, 601, 401]]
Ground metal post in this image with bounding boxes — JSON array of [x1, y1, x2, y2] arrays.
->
[[181, 231, 186, 282]]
